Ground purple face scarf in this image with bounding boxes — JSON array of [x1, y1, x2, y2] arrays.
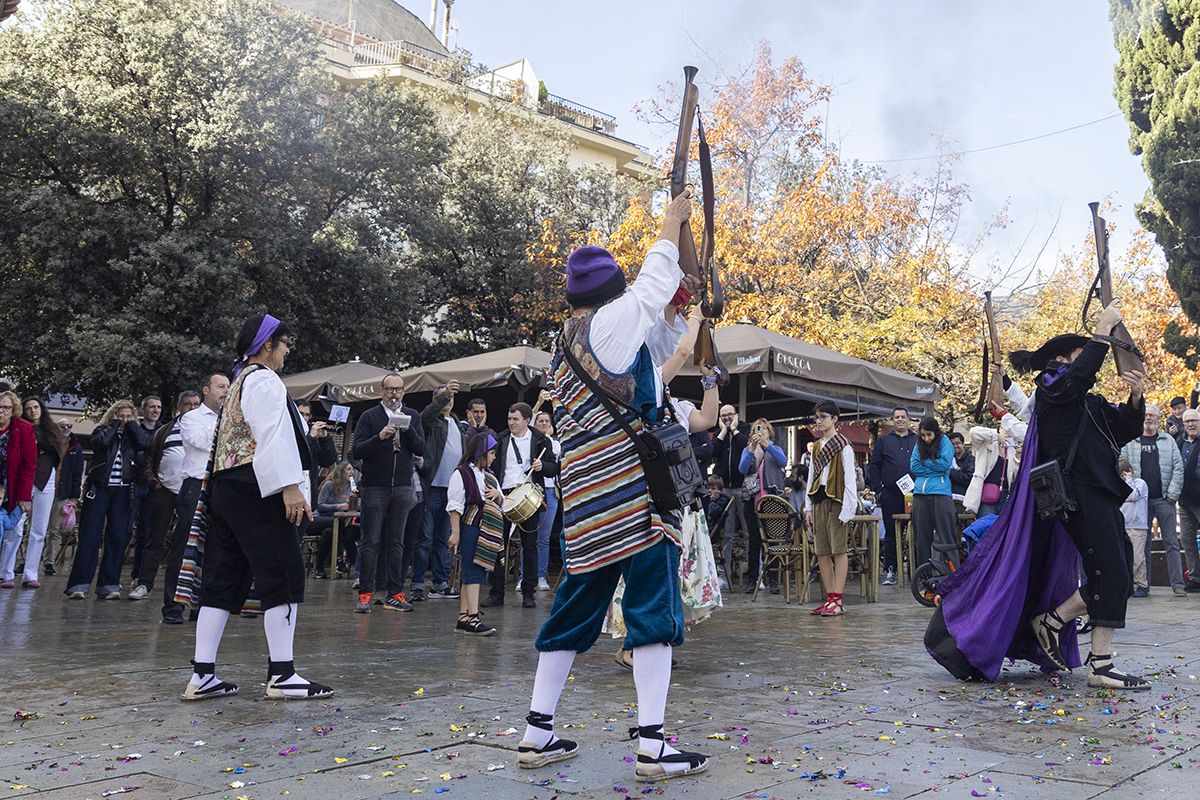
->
[[232, 314, 281, 378]]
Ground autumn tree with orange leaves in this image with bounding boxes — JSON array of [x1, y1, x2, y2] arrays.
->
[[611, 42, 1198, 423], [614, 42, 987, 420], [1000, 219, 1200, 409]]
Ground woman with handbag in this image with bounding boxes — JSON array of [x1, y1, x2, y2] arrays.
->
[[738, 418, 787, 593], [0, 396, 64, 587], [965, 404, 1028, 517]]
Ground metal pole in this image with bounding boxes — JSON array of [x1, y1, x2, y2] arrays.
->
[[738, 373, 747, 420]]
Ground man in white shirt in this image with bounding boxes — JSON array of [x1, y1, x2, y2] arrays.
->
[[162, 374, 228, 624], [129, 391, 200, 600], [483, 402, 558, 608]]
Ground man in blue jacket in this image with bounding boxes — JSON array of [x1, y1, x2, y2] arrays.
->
[[865, 408, 916, 585]]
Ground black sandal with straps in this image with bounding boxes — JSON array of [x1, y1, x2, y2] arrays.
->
[[629, 724, 709, 782], [1031, 609, 1070, 671], [1087, 653, 1151, 691], [181, 661, 238, 701], [517, 712, 578, 768]]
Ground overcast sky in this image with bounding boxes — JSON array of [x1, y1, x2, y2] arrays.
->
[[394, 0, 1152, 289]]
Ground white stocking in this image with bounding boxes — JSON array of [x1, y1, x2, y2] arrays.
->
[[633, 643, 687, 772], [523, 650, 576, 746], [263, 603, 297, 662]]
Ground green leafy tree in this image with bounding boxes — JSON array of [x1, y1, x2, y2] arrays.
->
[[419, 77, 641, 360], [1111, 0, 1200, 361], [0, 0, 447, 405]]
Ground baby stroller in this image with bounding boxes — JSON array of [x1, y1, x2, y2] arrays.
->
[[910, 514, 996, 608]]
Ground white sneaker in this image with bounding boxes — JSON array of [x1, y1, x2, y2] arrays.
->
[[68, 590, 86, 600], [104, 591, 121, 600], [536, 578, 551, 592], [129, 585, 149, 600]]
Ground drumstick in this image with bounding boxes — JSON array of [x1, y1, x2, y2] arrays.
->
[[524, 447, 547, 480]]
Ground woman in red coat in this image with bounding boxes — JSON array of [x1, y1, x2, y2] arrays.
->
[[0, 390, 37, 588]]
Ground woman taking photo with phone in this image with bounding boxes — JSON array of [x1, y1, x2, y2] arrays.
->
[[739, 418, 787, 593]]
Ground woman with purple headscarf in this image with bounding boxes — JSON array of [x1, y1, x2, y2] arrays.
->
[[182, 313, 332, 702], [447, 429, 503, 636]]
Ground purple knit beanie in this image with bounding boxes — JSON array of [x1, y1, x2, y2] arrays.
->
[[565, 245, 626, 308]]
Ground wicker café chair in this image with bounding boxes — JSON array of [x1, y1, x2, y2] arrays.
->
[[752, 494, 808, 604]]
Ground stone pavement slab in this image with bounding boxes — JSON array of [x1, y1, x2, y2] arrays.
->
[[5, 576, 1200, 798]]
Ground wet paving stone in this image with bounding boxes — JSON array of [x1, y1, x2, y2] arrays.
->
[[4, 574, 1200, 797]]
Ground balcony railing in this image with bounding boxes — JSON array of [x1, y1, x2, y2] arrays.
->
[[353, 38, 450, 73], [325, 34, 618, 135], [539, 92, 616, 134]]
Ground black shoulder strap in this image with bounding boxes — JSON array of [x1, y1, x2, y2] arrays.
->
[[559, 336, 654, 462], [1064, 401, 1090, 475]]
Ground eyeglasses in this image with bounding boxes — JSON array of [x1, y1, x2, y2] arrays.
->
[[0, 405, 13, 412], [382, 386, 404, 394]]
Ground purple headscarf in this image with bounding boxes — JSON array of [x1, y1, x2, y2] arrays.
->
[[232, 314, 281, 379], [473, 431, 498, 460]]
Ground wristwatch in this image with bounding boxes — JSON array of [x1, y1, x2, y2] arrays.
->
[[700, 375, 719, 391]]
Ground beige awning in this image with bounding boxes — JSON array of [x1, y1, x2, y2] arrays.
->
[[397, 346, 551, 394], [674, 324, 938, 418], [281, 360, 395, 403]]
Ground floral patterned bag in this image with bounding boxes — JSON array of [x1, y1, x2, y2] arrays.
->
[[679, 508, 723, 625], [605, 507, 723, 636]]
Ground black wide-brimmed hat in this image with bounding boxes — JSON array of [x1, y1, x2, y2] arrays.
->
[[1009, 334, 1090, 374]]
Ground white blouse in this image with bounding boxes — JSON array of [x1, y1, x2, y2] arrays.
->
[[586, 240, 683, 407], [241, 369, 306, 499], [447, 465, 487, 515], [802, 434, 859, 523]]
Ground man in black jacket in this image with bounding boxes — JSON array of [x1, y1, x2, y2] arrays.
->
[[65, 402, 145, 599], [865, 407, 916, 586], [948, 432, 975, 496], [351, 373, 425, 614], [1176, 409, 1200, 592], [414, 380, 465, 601], [483, 402, 559, 608], [128, 395, 163, 587], [711, 405, 757, 590]]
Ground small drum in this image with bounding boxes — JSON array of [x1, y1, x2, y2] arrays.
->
[[502, 481, 545, 526]]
